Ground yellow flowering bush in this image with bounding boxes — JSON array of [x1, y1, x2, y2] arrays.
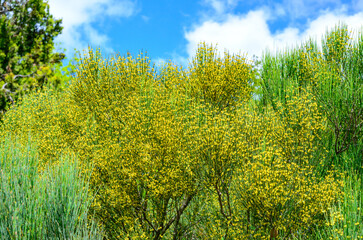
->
[[233, 91, 343, 239], [0, 41, 345, 239], [188, 42, 254, 112], [0, 87, 74, 170]]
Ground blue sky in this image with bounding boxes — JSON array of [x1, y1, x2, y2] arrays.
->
[[48, 0, 363, 67]]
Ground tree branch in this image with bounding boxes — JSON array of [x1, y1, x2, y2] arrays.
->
[[156, 194, 193, 240], [215, 183, 229, 220], [12, 73, 35, 80], [1, 82, 15, 104]]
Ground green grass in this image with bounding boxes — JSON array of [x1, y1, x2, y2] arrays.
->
[[0, 133, 104, 240]]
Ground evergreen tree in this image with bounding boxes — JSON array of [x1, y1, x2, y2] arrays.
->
[[0, 0, 65, 117]]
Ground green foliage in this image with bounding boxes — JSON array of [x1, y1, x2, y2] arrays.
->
[[0, 0, 66, 118], [0, 133, 104, 239], [234, 91, 343, 239], [315, 173, 363, 239], [0, 42, 345, 240], [259, 23, 363, 175], [313, 25, 362, 158]]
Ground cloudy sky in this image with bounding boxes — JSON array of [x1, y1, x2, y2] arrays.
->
[[48, 0, 363, 67]]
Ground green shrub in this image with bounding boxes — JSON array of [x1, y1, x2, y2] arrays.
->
[[0, 133, 104, 239]]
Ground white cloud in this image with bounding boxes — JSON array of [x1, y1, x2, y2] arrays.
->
[[203, 0, 242, 15], [206, 0, 225, 14], [185, 10, 272, 58], [273, 3, 287, 18], [82, 25, 114, 53], [48, 0, 137, 59], [281, 0, 342, 19], [153, 54, 189, 69], [152, 57, 168, 68], [184, 8, 363, 61], [304, 12, 363, 39]]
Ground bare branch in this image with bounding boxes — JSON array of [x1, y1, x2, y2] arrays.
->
[[158, 194, 193, 240], [1, 82, 15, 104], [1, 70, 36, 82], [215, 183, 229, 220]]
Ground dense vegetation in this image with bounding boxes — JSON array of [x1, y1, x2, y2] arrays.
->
[[0, 23, 362, 239], [0, 0, 68, 118]]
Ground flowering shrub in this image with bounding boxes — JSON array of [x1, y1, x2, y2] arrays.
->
[[0, 36, 350, 239]]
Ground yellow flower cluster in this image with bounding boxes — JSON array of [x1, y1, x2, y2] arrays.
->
[[188, 43, 254, 112], [0, 43, 344, 239], [234, 91, 343, 238]]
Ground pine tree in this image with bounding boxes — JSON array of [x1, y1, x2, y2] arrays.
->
[[0, 0, 65, 117]]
